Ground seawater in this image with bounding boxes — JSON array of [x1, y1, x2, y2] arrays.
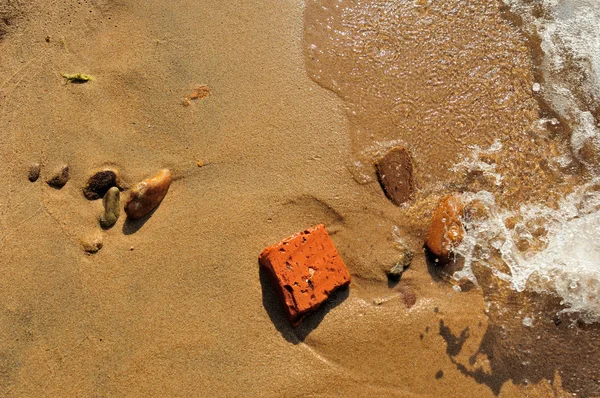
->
[[452, 0, 600, 321], [304, 0, 600, 322]]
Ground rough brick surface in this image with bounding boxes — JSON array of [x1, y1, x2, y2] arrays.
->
[[259, 224, 351, 327]]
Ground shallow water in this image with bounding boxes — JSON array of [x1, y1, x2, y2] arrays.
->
[[304, 0, 600, 395], [304, 0, 600, 321]]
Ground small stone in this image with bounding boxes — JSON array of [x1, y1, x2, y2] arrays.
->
[[82, 236, 103, 254], [83, 169, 120, 200], [386, 245, 414, 281], [425, 194, 464, 264], [99, 187, 120, 229], [46, 165, 70, 188], [124, 169, 172, 220], [375, 146, 415, 206], [28, 163, 40, 182]]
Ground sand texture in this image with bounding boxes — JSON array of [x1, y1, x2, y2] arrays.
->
[[0, 0, 596, 397]]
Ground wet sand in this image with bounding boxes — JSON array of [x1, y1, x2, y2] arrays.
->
[[0, 0, 596, 397]]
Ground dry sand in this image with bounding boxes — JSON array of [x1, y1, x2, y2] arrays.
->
[[0, 0, 594, 396]]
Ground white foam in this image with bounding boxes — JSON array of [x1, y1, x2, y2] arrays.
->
[[504, 0, 600, 163], [452, 140, 504, 186], [454, 182, 600, 321]]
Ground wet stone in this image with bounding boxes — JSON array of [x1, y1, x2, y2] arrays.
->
[[28, 163, 40, 182], [46, 165, 70, 189], [425, 194, 465, 265], [386, 246, 414, 281], [375, 146, 415, 206], [83, 169, 119, 200]]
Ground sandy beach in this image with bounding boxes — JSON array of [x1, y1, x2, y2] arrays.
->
[[0, 0, 598, 396]]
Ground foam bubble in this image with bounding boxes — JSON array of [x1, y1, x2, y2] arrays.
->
[[454, 181, 600, 321], [504, 0, 600, 164]]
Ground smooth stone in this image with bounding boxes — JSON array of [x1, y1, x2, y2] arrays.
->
[[28, 163, 40, 182], [124, 169, 172, 220], [82, 236, 103, 254], [425, 194, 464, 265], [83, 169, 120, 200], [46, 165, 70, 188], [375, 146, 415, 206], [99, 187, 120, 228]]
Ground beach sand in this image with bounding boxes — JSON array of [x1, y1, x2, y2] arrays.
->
[[0, 0, 595, 396]]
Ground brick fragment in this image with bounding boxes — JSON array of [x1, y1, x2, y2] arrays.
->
[[259, 224, 351, 327]]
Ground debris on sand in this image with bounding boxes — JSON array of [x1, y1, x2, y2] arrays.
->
[[61, 73, 94, 83], [183, 84, 211, 106], [259, 224, 351, 327], [82, 236, 103, 254]]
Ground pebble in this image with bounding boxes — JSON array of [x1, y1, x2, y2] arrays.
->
[[425, 194, 464, 264], [46, 165, 70, 188], [99, 187, 120, 229], [28, 163, 40, 182], [82, 236, 103, 254], [386, 246, 414, 281], [375, 146, 415, 206], [83, 169, 120, 200], [124, 169, 172, 220]]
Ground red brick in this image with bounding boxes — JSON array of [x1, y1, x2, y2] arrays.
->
[[259, 224, 351, 327]]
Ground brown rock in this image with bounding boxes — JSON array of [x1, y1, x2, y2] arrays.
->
[[46, 165, 70, 188], [83, 169, 120, 200], [425, 194, 464, 264], [375, 146, 414, 206], [28, 163, 40, 182], [124, 169, 172, 220], [259, 224, 351, 327]]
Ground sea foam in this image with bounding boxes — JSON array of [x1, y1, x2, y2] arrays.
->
[[458, 0, 600, 321], [503, 0, 600, 164], [454, 182, 600, 321]]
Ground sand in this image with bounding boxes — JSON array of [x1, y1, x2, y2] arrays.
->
[[0, 0, 595, 396]]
